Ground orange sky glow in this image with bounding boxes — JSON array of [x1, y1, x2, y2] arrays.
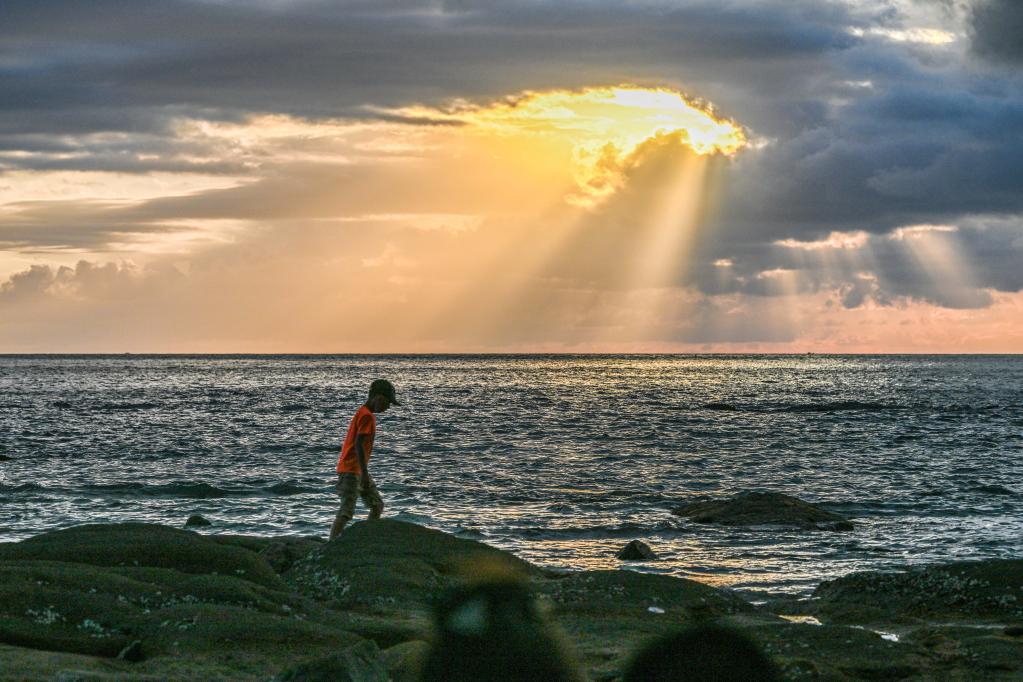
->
[[1, 83, 1020, 353]]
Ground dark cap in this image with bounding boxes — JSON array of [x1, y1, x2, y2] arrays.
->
[[369, 379, 400, 406]]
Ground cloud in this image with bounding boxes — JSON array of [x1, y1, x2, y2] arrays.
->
[[2, 0, 1023, 350], [0, 0, 862, 142], [694, 218, 1023, 310], [970, 0, 1023, 63]]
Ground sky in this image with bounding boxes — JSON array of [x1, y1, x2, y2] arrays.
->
[[1, 0, 1022, 353]]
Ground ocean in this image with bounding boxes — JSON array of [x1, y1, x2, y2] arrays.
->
[[1, 354, 1021, 597]]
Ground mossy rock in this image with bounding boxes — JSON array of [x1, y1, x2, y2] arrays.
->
[[0, 524, 284, 590], [0, 561, 156, 658], [0, 558, 361, 666], [538, 569, 755, 619], [903, 625, 1023, 676], [212, 535, 323, 574], [812, 559, 1023, 623], [380, 640, 428, 682], [747, 622, 921, 680], [533, 570, 762, 680], [285, 519, 540, 611], [134, 603, 363, 659], [270, 639, 388, 681]]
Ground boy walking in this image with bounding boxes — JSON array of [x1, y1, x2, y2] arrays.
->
[[330, 379, 400, 539]]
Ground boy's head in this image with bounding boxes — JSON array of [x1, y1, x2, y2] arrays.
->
[[367, 379, 399, 412]]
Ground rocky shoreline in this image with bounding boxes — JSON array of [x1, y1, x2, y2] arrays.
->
[[0, 519, 1020, 681]]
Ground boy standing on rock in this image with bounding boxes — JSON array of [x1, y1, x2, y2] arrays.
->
[[330, 379, 399, 540]]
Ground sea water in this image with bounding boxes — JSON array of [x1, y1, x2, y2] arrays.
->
[[1, 354, 1021, 596]]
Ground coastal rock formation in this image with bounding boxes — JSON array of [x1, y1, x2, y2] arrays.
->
[[672, 491, 854, 531], [185, 514, 212, 527], [810, 558, 1023, 623], [0, 520, 1018, 680], [0, 522, 284, 589], [616, 540, 657, 561], [271, 640, 388, 681], [214, 535, 324, 574], [285, 518, 542, 610]]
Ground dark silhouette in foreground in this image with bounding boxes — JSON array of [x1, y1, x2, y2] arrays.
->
[[622, 623, 781, 682], [420, 576, 584, 682]]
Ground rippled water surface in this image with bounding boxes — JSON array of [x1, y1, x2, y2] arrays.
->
[[2, 355, 1021, 596]]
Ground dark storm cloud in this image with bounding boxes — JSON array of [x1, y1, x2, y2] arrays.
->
[[701, 32, 1023, 263], [0, 0, 861, 138], [970, 0, 1023, 64]]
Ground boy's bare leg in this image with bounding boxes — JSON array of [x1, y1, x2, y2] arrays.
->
[[366, 478, 384, 521], [330, 510, 352, 539]]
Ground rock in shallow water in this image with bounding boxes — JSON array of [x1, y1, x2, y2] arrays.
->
[[672, 491, 854, 531], [185, 514, 212, 528], [616, 540, 657, 561]]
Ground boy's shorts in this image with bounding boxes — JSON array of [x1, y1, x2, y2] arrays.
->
[[336, 473, 383, 519]]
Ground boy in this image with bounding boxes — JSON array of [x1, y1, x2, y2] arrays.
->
[[330, 379, 399, 539]]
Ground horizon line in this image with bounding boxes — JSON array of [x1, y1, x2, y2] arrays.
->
[[2, 352, 1021, 358]]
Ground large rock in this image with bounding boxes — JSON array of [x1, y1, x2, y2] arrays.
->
[[672, 491, 853, 531], [0, 524, 365, 673], [0, 523, 284, 589], [285, 519, 542, 611], [810, 558, 1023, 623], [3, 519, 1018, 681], [536, 568, 762, 678]]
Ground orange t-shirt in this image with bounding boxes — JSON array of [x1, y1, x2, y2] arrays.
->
[[337, 405, 376, 474]]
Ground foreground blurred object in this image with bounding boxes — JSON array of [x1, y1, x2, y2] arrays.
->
[[420, 575, 584, 682], [623, 624, 780, 682]]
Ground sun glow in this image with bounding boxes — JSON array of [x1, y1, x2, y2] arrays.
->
[[384, 85, 746, 205], [388, 86, 744, 154]]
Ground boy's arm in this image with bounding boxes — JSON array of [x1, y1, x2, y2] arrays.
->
[[354, 434, 369, 482]]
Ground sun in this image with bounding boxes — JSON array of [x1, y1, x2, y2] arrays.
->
[[390, 85, 745, 155]]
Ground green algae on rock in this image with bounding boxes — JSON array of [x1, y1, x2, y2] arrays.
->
[[285, 518, 542, 610], [0, 519, 1020, 681], [0, 523, 284, 590], [811, 558, 1023, 623]]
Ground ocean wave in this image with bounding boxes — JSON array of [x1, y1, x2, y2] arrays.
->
[[263, 481, 319, 495], [967, 484, 1017, 496], [4, 480, 324, 499], [96, 401, 161, 411], [516, 520, 681, 540], [0, 482, 44, 493], [772, 401, 898, 413], [84, 482, 234, 498], [703, 401, 900, 413]]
